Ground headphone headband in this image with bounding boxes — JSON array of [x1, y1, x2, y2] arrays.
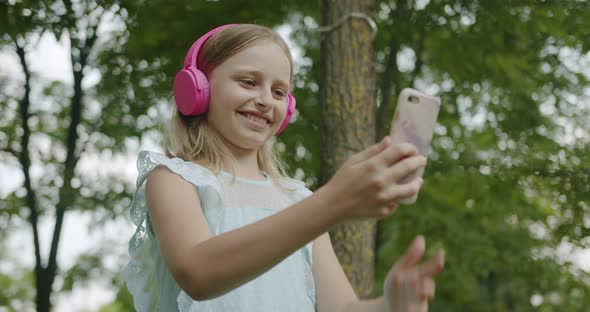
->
[[183, 24, 237, 69]]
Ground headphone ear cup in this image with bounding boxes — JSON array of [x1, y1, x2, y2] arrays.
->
[[275, 93, 296, 136], [173, 67, 210, 116]]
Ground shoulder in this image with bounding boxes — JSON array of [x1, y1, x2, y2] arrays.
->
[[137, 150, 220, 190], [137, 151, 224, 217], [137, 150, 198, 177], [145, 165, 192, 197]]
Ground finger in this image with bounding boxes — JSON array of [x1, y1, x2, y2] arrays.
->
[[395, 235, 426, 272], [418, 250, 446, 278], [348, 136, 390, 164], [373, 142, 418, 167], [407, 302, 428, 312], [388, 155, 427, 183], [383, 177, 422, 202], [378, 202, 399, 218], [420, 278, 436, 300]]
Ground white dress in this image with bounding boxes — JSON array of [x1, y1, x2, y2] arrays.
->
[[122, 151, 316, 311]]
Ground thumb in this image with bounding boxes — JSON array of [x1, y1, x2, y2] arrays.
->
[[348, 136, 390, 165], [394, 235, 426, 272]]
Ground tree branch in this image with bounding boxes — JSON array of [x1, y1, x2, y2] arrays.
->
[[46, 16, 102, 284], [14, 36, 43, 274], [409, 30, 425, 88]]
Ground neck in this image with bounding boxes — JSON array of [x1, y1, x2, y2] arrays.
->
[[222, 144, 266, 181]]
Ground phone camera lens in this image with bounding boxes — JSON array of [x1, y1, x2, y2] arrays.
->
[[408, 95, 420, 104]]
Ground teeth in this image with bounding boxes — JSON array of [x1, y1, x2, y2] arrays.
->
[[242, 113, 268, 124]]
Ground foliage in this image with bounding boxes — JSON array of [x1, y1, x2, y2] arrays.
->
[[291, 0, 590, 309], [0, 241, 35, 311], [1, 0, 589, 310], [367, 1, 590, 310], [1, 0, 164, 310]]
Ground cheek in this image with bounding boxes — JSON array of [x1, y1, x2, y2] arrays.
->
[[211, 83, 249, 107], [208, 86, 238, 114], [206, 95, 232, 124], [276, 99, 289, 119]]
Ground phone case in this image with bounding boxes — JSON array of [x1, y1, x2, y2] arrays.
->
[[390, 88, 441, 204]]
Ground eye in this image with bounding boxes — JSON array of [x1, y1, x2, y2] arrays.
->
[[273, 89, 286, 99], [240, 79, 255, 87]]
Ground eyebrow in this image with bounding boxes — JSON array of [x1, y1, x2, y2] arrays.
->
[[234, 67, 290, 89]]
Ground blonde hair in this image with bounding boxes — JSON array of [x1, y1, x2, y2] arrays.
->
[[163, 24, 293, 183]]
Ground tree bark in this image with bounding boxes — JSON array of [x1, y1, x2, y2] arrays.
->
[[320, 0, 377, 298]]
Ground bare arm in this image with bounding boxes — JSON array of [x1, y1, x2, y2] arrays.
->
[[343, 298, 387, 312], [147, 139, 424, 301], [147, 165, 344, 300], [313, 231, 386, 312]]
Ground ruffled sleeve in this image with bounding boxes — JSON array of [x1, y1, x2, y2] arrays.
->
[[127, 151, 223, 253], [122, 150, 224, 312]]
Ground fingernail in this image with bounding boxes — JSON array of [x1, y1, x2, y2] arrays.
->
[[416, 235, 425, 244], [438, 250, 446, 265]]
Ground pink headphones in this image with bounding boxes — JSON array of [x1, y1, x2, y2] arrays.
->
[[173, 24, 296, 136]]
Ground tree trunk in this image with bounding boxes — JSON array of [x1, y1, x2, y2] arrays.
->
[[320, 0, 377, 298], [37, 269, 52, 312]]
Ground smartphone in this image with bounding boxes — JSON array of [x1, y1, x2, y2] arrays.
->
[[390, 88, 441, 204]]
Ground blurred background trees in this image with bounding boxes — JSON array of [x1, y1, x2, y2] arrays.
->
[[1, 0, 589, 311]]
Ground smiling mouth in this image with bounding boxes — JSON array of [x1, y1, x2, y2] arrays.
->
[[239, 112, 270, 126]]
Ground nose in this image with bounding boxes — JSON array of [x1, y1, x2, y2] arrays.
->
[[255, 101, 271, 113], [254, 89, 273, 113]]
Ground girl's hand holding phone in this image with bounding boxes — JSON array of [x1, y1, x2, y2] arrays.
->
[[320, 137, 427, 222]]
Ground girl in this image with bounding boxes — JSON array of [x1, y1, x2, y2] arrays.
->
[[123, 23, 445, 312]]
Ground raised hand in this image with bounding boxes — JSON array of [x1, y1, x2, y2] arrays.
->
[[321, 136, 427, 222], [384, 236, 445, 312]]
